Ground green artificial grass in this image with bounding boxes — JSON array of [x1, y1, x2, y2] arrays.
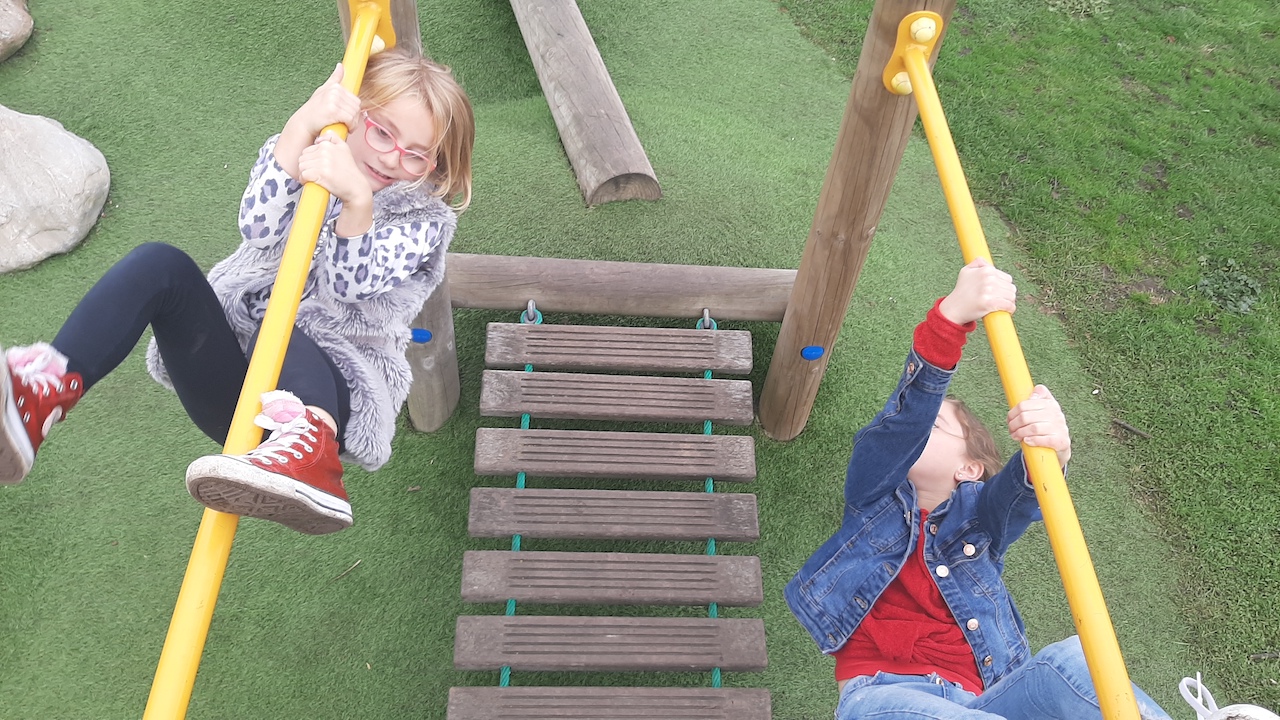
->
[[0, 0, 1202, 717], [781, 0, 1280, 709]]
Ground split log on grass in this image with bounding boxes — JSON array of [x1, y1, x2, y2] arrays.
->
[[509, 0, 661, 206]]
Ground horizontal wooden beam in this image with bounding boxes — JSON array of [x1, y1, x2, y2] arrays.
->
[[446, 253, 795, 321]]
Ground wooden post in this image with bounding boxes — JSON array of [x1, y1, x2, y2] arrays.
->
[[757, 0, 955, 441], [406, 270, 460, 431], [509, 0, 662, 206], [338, 0, 421, 56]]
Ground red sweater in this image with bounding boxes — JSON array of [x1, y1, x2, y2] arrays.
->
[[912, 297, 976, 371], [833, 510, 985, 692], [833, 299, 984, 693]]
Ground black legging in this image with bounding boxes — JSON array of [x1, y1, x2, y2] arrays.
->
[[51, 243, 350, 449]]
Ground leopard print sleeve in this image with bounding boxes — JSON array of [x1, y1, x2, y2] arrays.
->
[[320, 218, 445, 303], [238, 135, 305, 249]]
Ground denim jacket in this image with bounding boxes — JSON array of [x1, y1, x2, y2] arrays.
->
[[784, 348, 1044, 688]]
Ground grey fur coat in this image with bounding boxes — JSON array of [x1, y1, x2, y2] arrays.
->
[[147, 179, 456, 471]]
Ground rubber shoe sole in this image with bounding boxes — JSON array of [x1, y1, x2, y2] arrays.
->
[[0, 359, 35, 485], [186, 455, 353, 535]]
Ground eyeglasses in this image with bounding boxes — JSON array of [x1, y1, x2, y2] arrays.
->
[[362, 112, 435, 177]]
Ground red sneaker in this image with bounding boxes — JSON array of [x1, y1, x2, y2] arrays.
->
[[1, 343, 84, 485], [185, 391, 352, 535]]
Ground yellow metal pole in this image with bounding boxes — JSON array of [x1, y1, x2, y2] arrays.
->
[[141, 6, 384, 719], [887, 12, 1142, 720]]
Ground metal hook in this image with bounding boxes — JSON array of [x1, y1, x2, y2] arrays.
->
[[523, 299, 538, 324]]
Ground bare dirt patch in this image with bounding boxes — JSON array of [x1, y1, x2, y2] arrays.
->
[[1095, 264, 1176, 310], [1139, 161, 1169, 192]]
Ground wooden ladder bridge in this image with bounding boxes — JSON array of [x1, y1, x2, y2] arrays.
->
[[448, 321, 772, 719]]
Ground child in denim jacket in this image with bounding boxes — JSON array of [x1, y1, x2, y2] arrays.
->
[[785, 259, 1172, 719]]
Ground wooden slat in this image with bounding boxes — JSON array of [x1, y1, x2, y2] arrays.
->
[[485, 323, 753, 374], [474, 428, 755, 481], [461, 551, 763, 606], [454, 616, 768, 671], [480, 370, 754, 425], [447, 687, 772, 720], [468, 488, 760, 542]]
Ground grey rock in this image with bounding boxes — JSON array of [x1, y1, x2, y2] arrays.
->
[[0, 105, 110, 273], [0, 0, 33, 61]]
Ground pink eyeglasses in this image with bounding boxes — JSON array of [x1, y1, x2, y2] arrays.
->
[[362, 112, 435, 177]]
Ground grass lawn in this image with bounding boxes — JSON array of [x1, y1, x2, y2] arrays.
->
[[781, 0, 1280, 709], [0, 0, 1265, 717]]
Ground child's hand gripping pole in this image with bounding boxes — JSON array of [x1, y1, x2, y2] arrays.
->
[[142, 4, 393, 719], [885, 12, 1142, 720]]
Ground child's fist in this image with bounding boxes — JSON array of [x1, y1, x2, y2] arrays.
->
[[297, 131, 369, 206], [939, 257, 1017, 325], [1007, 385, 1071, 468], [296, 64, 362, 137]]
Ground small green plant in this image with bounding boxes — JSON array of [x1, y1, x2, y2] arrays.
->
[[1047, 0, 1112, 18], [1195, 256, 1262, 314]]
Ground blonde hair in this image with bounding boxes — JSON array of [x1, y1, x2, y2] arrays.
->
[[359, 49, 475, 212], [946, 396, 1004, 482]]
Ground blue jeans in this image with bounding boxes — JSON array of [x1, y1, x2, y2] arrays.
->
[[835, 637, 1172, 720]]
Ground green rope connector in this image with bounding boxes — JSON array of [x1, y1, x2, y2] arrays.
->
[[696, 316, 724, 689], [499, 311, 541, 690]]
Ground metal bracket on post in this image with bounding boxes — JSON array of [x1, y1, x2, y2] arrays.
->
[[346, 0, 397, 54], [882, 11, 943, 97]]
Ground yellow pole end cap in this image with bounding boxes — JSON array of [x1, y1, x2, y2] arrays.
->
[[891, 71, 913, 95], [910, 17, 938, 43]]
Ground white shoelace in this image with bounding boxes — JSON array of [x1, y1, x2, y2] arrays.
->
[[1184, 673, 1225, 719], [248, 413, 318, 465], [11, 346, 70, 396], [1180, 673, 1280, 720]]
